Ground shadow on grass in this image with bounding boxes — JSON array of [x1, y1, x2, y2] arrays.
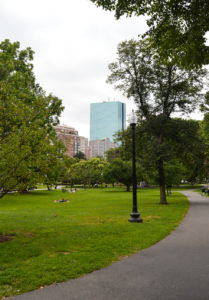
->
[[23, 191, 54, 196], [104, 190, 130, 193]]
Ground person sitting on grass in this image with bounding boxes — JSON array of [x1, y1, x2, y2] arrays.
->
[[54, 199, 69, 203]]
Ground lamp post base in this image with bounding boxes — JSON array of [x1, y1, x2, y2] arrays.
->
[[128, 212, 143, 223]]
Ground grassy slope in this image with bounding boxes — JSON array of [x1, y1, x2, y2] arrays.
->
[[0, 188, 189, 298]]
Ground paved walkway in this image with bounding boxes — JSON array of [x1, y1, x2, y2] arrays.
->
[[9, 190, 209, 300]]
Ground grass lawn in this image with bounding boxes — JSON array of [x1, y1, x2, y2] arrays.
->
[[0, 188, 189, 298]]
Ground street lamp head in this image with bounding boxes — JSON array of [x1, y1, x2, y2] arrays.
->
[[129, 109, 137, 125]]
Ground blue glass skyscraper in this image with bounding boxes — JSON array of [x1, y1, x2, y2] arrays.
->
[[90, 101, 126, 142]]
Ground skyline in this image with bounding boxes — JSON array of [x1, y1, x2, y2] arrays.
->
[[0, 0, 206, 139], [0, 0, 148, 138], [90, 101, 126, 142]]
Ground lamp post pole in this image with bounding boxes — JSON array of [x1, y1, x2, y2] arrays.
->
[[128, 111, 143, 223]]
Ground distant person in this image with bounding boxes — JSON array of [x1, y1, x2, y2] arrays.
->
[[202, 188, 206, 195]]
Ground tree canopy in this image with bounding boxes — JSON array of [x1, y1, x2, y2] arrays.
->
[[107, 39, 206, 119], [68, 157, 107, 188], [103, 158, 143, 191], [107, 38, 207, 203], [0, 39, 64, 197], [90, 0, 209, 67]]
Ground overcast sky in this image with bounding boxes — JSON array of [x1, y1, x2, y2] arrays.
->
[[1, 0, 207, 138], [0, 0, 149, 138]]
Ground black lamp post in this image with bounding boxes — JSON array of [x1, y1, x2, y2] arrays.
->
[[128, 110, 143, 223]]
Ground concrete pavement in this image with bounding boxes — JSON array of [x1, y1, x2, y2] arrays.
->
[[9, 190, 209, 300]]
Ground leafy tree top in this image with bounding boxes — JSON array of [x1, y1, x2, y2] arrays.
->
[[107, 38, 207, 121], [90, 0, 209, 67]]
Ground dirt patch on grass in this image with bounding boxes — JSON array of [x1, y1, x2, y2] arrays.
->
[[0, 235, 13, 243], [144, 215, 161, 220], [24, 232, 35, 238]]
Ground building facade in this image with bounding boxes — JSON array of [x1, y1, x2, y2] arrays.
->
[[79, 136, 90, 159], [89, 138, 117, 158], [54, 125, 80, 157], [90, 101, 126, 142]]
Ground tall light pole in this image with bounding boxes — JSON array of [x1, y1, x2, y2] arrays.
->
[[128, 110, 143, 223]]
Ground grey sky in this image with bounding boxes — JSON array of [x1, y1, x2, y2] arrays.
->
[[0, 0, 148, 138], [1, 0, 206, 138]]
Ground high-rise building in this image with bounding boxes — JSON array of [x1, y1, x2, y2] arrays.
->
[[79, 136, 90, 159], [89, 138, 117, 158], [54, 125, 80, 157], [90, 101, 126, 142]]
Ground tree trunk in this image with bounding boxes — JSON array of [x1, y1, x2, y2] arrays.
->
[[126, 184, 130, 192], [47, 184, 51, 191], [158, 159, 167, 204]]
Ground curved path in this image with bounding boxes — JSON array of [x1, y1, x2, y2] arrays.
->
[[9, 190, 209, 300]]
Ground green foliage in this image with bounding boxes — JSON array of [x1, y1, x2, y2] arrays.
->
[[68, 157, 107, 187], [0, 39, 64, 197], [0, 188, 189, 298], [74, 151, 86, 160], [117, 118, 205, 194], [164, 160, 186, 187], [107, 38, 206, 203], [43, 155, 71, 190], [103, 158, 144, 191], [107, 39, 206, 119], [105, 147, 121, 162], [90, 0, 209, 67], [198, 114, 209, 181]]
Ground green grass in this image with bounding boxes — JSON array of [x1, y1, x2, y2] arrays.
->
[[171, 184, 202, 190], [0, 188, 189, 298], [35, 184, 47, 189]]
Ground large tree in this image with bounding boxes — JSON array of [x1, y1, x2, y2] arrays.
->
[[68, 157, 107, 188], [90, 0, 209, 67], [117, 118, 205, 193], [103, 158, 143, 191], [107, 38, 206, 204], [0, 39, 64, 198]]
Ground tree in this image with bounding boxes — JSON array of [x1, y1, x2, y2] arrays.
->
[[169, 119, 206, 184], [198, 110, 209, 182], [119, 117, 205, 191], [103, 158, 143, 191], [90, 0, 209, 67], [68, 157, 107, 188], [107, 39, 206, 203], [164, 160, 186, 189], [0, 39, 64, 198], [103, 163, 116, 187], [105, 147, 121, 163], [43, 154, 71, 190], [74, 151, 86, 160]]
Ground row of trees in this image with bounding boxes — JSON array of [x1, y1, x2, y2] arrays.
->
[[54, 115, 208, 194], [2, 0, 209, 204], [1, 37, 209, 206], [65, 157, 142, 191]]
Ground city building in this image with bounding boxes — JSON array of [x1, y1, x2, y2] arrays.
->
[[79, 136, 90, 159], [89, 138, 117, 158], [54, 125, 80, 157], [90, 101, 126, 142]]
